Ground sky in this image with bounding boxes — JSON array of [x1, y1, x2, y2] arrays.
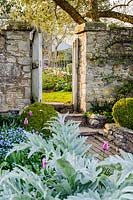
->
[[110, 0, 133, 14]]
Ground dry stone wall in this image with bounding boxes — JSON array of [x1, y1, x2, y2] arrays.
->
[[75, 22, 133, 112], [0, 22, 32, 112], [104, 123, 133, 153]]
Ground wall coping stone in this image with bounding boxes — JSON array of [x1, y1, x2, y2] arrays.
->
[[0, 19, 32, 31], [75, 22, 107, 34], [75, 22, 133, 34], [104, 123, 133, 135]]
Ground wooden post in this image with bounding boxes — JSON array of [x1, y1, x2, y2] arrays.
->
[[38, 32, 42, 102], [31, 31, 42, 102], [72, 38, 79, 111]]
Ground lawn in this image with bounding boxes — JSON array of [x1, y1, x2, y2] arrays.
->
[[42, 91, 72, 104]]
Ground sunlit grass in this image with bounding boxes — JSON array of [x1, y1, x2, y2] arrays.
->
[[42, 91, 72, 104]]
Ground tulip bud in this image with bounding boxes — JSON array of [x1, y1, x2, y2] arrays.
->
[[29, 110, 33, 117], [102, 141, 109, 151], [42, 158, 46, 168], [24, 118, 28, 125]]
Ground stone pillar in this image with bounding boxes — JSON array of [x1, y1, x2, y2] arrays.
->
[[0, 20, 32, 112], [75, 22, 133, 112]]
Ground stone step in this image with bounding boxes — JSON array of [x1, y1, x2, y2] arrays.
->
[[63, 113, 87, 127], [63, 113, 107, 129], [45, 102, 74, 113], [79, 127, 104, 136]]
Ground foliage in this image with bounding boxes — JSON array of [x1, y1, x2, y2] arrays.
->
[[20, 102, 57, 138], [42, 91, 72, 104], [0, 113, 20, 129], [86, 99, 115, 123], [114, 80, 133, 101], [0, 113, 133, 199], [42, 67, 72, 92], [8, 113, 91, 158], [0, 0, 132, 33], [0, 126, 26, 160], [112, 98, 133, 130], [86, 80, 133, 123]]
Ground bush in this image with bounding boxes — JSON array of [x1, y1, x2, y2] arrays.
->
[[112, 98, 133, 130], [42, 67, 72, 92], [20, 102, 57, 138]]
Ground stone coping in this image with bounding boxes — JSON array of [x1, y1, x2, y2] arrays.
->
[[0, 19, 32, 31], [75, 22, 107, 34], [104, 123, 133, 135], [75, 22, 133, 34]]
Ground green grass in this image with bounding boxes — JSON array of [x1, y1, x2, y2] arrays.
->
[[42, 91, 72, 104]]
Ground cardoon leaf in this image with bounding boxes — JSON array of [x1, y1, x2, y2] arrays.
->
[[57, 158, 76, 181], [64, 190, 101, 200], [120, 193, 133, 199]]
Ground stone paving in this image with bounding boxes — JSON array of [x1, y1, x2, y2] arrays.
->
[[79, 127, 119, 160]]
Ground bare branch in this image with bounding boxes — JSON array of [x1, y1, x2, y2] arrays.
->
[[85, 9, 133, 24], [54, 3, 58, 20], [110, 0, 133, 11], [99, 10, 133, 24]]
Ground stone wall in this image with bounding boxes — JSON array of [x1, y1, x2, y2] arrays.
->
[[0, 21, 32, 112], [104, 123, 133, 153], [75, 22, 133, 112]]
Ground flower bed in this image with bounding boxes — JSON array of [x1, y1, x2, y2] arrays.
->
[[0, 114, 133, 199], [42, 67, 72, 92], [0, 127, 27, 159]]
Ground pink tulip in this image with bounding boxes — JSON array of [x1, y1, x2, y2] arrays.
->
[[24, 118, 28, 125], [42, 158, 46, 168], [102, 141, 109, 151], [29, 110, 33, 117]]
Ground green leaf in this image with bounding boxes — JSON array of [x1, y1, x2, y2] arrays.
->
[[57, 158, 76, 181]]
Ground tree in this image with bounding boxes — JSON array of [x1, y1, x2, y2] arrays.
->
[[52, 0, 133, 24], [43, 25, 72, 67], [0, 0, 133, 32]]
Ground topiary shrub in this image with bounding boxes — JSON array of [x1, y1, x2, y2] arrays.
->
[[112, 98, 133, 130], [20, 102, 57, 138]]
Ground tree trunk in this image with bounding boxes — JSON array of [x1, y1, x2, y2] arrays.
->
[[54, 46, 58, 68], [53, 0, 133, 25], [52, 0, 86, 24], [48, 45, 52, 67], [88, 0, 99, 21]]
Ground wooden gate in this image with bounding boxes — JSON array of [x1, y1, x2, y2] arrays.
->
[[72, 38, 79, 111], [31, 31, 42, 102]]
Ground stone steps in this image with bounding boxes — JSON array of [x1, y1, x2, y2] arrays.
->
[[63, 113, 87, 127], [62, 113, 107, 128], [79, 127, 104, 136], [45, 102, 74, 113], [58, 112, 120, 159]]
